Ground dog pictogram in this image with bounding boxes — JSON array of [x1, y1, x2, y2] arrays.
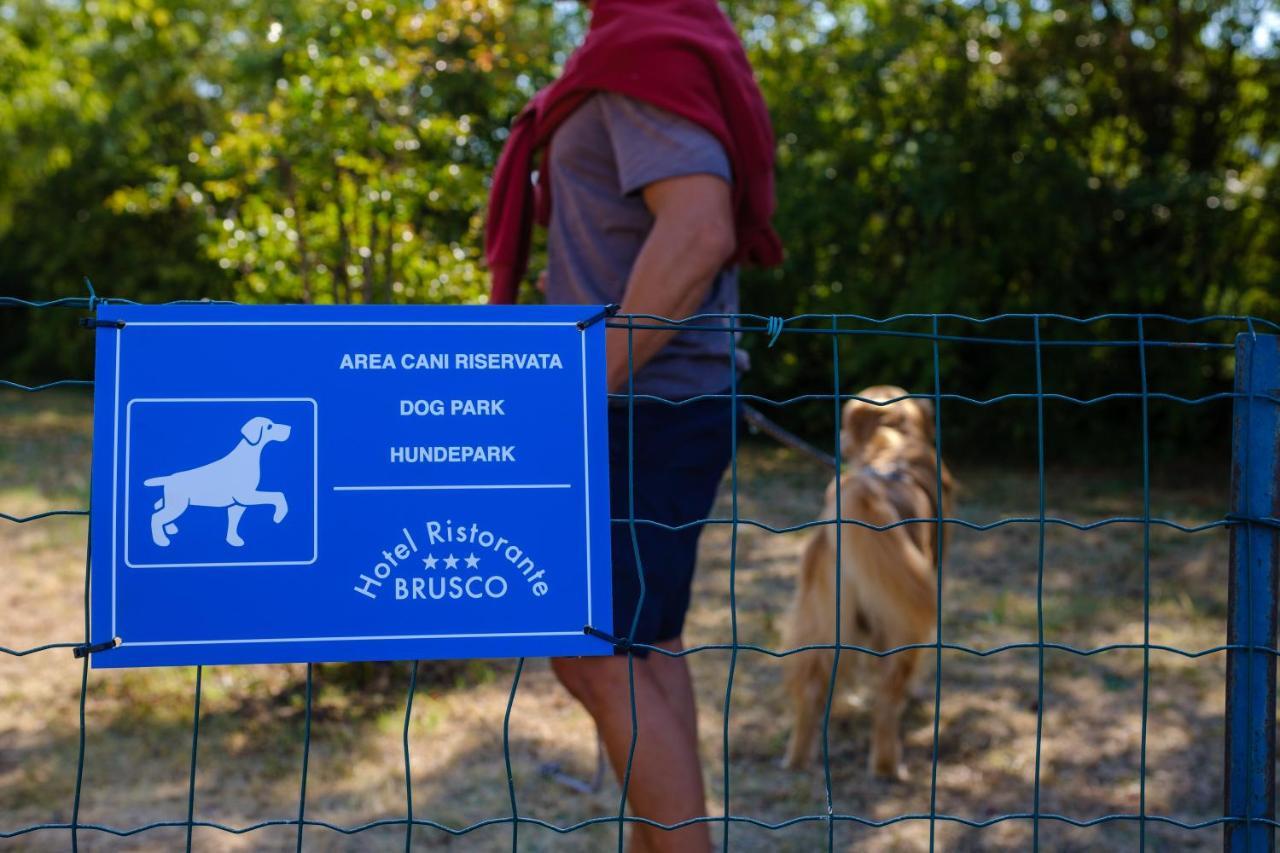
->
[[143, 416, 291, 548]]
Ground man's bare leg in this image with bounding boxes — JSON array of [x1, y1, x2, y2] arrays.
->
[[553, 648, 711, 853], [649, 638, 701, 763]]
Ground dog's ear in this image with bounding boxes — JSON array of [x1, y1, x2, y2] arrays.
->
[[841, 399, 882, 458], [241, 417, 271, 446], [912, 397, 936, 439]]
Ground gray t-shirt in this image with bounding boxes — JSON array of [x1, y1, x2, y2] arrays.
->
[[545, 92, 739, 400]]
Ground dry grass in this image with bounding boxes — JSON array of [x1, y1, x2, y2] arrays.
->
[[0, 390, 1245, 851]]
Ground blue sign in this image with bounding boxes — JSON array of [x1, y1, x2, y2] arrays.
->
[[88, 304, 613, 667]]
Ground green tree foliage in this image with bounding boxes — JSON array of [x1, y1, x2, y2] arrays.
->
[[0, 0, 566, 373], [104, 0, 565, 306], [2, 0, 234, 375], [728, 0, 1278, 452], [2, 0, 1277, 454]]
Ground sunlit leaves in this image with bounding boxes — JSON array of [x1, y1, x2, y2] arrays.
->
[[0, 0, 1276, 448]]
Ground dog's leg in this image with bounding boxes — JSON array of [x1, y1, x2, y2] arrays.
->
[[226, 505, 247, 547], [869, 648, 919, 782], [270, 492, 287, 523], [782, 650, 831, 770], [150, 496, 187, 547], [782, 527, 838, 770], [238, 490, 288, 523]]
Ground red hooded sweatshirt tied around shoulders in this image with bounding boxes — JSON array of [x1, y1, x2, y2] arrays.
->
[[484, 0, 784, 304]]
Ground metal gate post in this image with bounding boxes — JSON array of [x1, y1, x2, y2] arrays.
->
[[1225, 332, 1280, 852]]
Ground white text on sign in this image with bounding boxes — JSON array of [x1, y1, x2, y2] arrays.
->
[[399, 400, 506, 416], [339, 352, 564, 370]]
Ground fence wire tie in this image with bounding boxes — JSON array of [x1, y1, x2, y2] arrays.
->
[[83, 276, 99, 312], [582, 625, 632, 652], [765, 316, 785, 348], [576, 303, 620, 331], [72, 636, 120, 659], [79, 317, 124, 330]]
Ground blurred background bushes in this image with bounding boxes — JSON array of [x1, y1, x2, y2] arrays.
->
[[1, 0, 1277, 456]]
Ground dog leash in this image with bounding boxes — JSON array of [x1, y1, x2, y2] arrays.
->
[[740, 403, 837, 470]]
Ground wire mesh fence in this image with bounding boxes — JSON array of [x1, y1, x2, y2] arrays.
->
[[2, 292, 1279, 851]]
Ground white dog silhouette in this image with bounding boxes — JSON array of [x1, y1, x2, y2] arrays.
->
[[144, 416, 291, 548]]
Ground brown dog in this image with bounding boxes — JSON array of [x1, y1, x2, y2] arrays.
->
[[781, 385, 953, 780]]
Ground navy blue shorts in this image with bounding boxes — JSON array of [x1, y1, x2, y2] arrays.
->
[[608, 396, 735, 654]]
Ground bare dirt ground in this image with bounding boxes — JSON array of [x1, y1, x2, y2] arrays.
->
[[0, 390, 1245, 851]]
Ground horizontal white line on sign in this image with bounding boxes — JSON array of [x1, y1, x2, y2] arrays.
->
[[332, 483, 573, 492], [122, 630, 583, 647]]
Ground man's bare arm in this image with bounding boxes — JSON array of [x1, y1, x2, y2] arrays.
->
[[606, 173, 736, 392]]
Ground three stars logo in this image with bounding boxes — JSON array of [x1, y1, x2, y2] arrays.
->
[[422, 552, 481, 571]]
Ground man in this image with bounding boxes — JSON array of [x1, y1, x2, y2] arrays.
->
[[485, 2, 781, 850]]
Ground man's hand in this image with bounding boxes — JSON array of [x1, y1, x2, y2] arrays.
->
[[607, 173, 735, 393]]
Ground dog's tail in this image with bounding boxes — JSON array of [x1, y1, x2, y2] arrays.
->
[[142, 476, 169, 487]]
